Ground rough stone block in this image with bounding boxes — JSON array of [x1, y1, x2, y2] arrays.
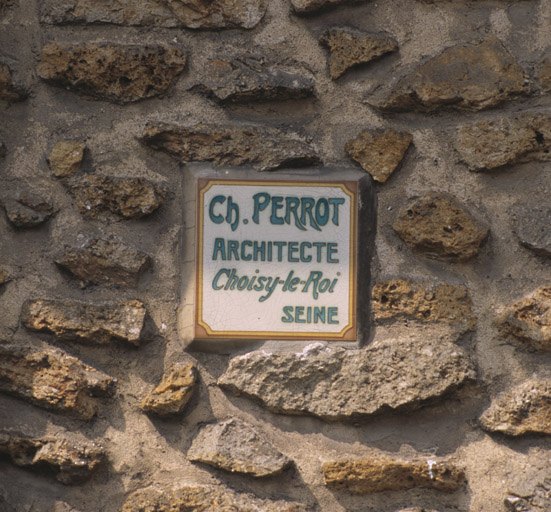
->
[[187, 418, 292, 477], [480, 380, 551, 436], [323, 458, 465, 493], [393, 193, 489, 262], [373, 38, 526, 112], [141, 363, 196, 416], [0, 344, 114, 419], [291, 0, 367, 14], [0, 64, 26, 102], [495, 287, 551, 351], [511, 203, 551, 258], [55, 237, 150, 287], [48, 140, 86, 178], [505, 478, 551, 512], [0, 431, 104, 484], [3, 191, 54, 228], [345, 128, 412, 182], [21, 298, 147, 346], [142, 122, 321, 171], [38, 43, 186, 104], [218, 337, 475, 422], [69, 175, 165, 219], [320, 28, 398, 79]]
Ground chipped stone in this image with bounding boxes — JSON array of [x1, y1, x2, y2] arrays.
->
[[38, 43, 186, 104], [320, 28, 397, 79], [218, 337, 475, 422], [21, 298, 147, 346], [142, 122, 320, 171], [372, 278, 477, 333], [141, 363, 196, 417], [495, 287, 551, 351], [187, 418, 292, 477], [122, 484, 309, 512], [3, 191, 54, 228], [505, 478, 551, 512], [511, 203, 551, 258], [0, 431, 104, 484], [393, 193, 489, 262], [69, 174, 165, 219], [0, 64, 26, 102], [0, 344, 114, 419], [291, 0, 366, 14], [55, 237, 150, 287], [323, 458, 465, 494], [455, 114, 551, 171], [48, 140, 86, 178], [480, 380, 551, 436], [374, 38, 526, 112], [345, 129, 412, 182], [195, 54, 314, 103]]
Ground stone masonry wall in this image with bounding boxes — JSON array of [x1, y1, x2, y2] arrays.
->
[[2, 0, 551, 511]]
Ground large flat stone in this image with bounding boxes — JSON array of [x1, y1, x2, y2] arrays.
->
[[511, 203, 551, 258], [393, 193, 489, 262], [0, 344, 114, 419], [323, 458, 465, 494], [218, 338, 475, 422], [21, 298, 147, 346], [142, 122, 321, 171], [0, 431, 104, 484], [38, 43, 186, 104], [373, 38, 526, 112], [480, 380, 551, 436], [122, 484, 309, 512], [187, 418, 292, 477]]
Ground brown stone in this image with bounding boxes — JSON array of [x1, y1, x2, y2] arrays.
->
[[0, 269, 10, 285], [323, 458, 465, 494], [3, 191, 54, 228], [141, 363, 196, 416], [345, 129, 412, 182], [218, 336, 475, 422], [0, 64, 26, 102], [291, 0, 367, 14], [69, 174, 165, 219], [374, 38, 527, 112], [0, 344, 114, 419], [195, 55, 314, 103], [55, 237, 150, 287], [372, 279, 477, 333], [122, 484, 309, 512], [393, 193, 489, 262], [455, 114, 551, 171], [40, 0, 266, 29], [495, 287, 551, 351], [48, 140, 86, 178], [0, 431, 104, 484], [187, 418, 292, 477], [142, 122, 321, 171], [21, 298, 147, 346], [480, 380, 551, 436], [38, 43, 186, 104], [320, 28, 398, 79]]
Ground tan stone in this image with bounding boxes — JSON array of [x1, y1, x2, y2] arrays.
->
[[38, 43, 186, 104], [291, 0, 367, 13], [0, 64, 26, 102], [393, 193, 489, 262], [55, 237, 150, 287], [0, 268, 10, 285], [142, 122, 321, 171], [122, 484, 309, 512], [495, 287, 551, 351], [320, 28, 398, 79], [480, 380, 551, 436], [0, 344, 114, 419], [345, 129, 412, 182], [372, 279, 477, 332], [48, 140, 85, 178], [69, 174, 165, 219], [187, 418, 292, 477], [3, 191, 54, 228], [0, 431, 104, 484], [455, 114, 551, 171], [374, 38, 527, 112], [21, 298, 147, 346], [323, 458, 465, 493], [141, 363, 196, 416]]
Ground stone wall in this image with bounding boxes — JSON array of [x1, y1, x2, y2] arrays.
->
[[1, 0, 551, 511]]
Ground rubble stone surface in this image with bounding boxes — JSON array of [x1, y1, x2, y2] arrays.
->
[[3, 191, 54, 228]]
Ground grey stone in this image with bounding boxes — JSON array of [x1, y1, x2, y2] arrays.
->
[[187, 418, 292, 477], [218, 337, 475, 422], [290, 0, 367, 14], [3, 191, 54, 228], [505, 478, 551, 511], [511, 204, 551, 258]]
